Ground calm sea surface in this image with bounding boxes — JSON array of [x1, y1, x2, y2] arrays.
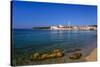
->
[[12, 29, 97, 57]]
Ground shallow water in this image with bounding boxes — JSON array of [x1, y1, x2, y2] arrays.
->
[[12, 29, 97, 65]]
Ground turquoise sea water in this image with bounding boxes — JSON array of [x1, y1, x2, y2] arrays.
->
[[12, 29, 97, 64]]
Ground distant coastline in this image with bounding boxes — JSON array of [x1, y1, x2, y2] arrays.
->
[[32, 25, 97, 30]]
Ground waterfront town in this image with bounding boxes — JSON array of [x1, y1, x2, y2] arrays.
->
[[32, 25, 97, 30]]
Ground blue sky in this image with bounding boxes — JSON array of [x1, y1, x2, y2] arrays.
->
[[12, 1, 97, 29]]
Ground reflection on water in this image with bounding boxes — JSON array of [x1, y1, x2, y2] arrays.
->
[[12, 29, 97, 56], [12, 29, 97, 65], [50, 30, 65, 41]]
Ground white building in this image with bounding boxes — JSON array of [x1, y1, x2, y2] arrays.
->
[[50, 25, 97, 30], [58, 25, 64, 28], [50, 26, 59, 30]]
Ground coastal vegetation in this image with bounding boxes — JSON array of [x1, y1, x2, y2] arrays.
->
[[32, 27, 50, 30]]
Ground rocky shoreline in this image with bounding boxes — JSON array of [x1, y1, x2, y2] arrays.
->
[[30, 48, 82, 61], [12, 48, 97, 66], [30, 49, 64, 61], [12, 48, 83, 66], [12, 47, 97, 66]]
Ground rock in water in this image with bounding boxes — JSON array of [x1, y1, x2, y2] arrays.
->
[[31, 49, 64, 61], [53, 49, 61, 53], [31, 53, 40, 60], [40, 54, 48, 60], [69, 53, 82, 60], [56, 52, 63, 57]]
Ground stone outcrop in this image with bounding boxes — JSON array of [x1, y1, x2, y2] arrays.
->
[[31, 49, 64, 61], [69, 53, 82, 60]]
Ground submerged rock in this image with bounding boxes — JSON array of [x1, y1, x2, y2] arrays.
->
[[53, 49, 61, 53], [40, 54, 48, 60], [31, 52, 40, 60], [69, 53, 82, 60], [31, 49, 64, 61], [56, 52, 63, 57]]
